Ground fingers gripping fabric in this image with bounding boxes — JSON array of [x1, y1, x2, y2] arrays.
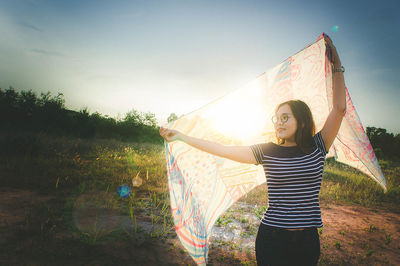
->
[[164, 33, 386, 265]]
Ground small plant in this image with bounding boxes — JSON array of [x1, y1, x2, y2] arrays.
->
[[229, 242, 240, 250], [334, 241, 341, 249], [385, 234, 392, 245], [340, 230, 345, 236], [240, 260, 257, 265], [216, 255, 224, 262], [254, 206, 268, 220], [383, 229, 392, 245], [368, 224, 377, 232], [216, 216, 232, 226], [365, 248, 375, 257], [362, 242, 375, 257]]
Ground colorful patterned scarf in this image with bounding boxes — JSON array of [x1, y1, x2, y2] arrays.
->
[[163, 33, 386, 265]]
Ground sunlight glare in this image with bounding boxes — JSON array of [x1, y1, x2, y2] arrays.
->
[[204, 83, 266, 140]]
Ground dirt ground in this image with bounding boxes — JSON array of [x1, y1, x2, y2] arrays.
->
[[0, 187, 399, 265]]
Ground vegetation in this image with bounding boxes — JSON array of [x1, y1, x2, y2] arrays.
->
[[1, 86, 399, 265], [1, 87, 399, 159], [366, 127, 400, 160], [1, 130, 398, 264], [0, 87, 161, 144]]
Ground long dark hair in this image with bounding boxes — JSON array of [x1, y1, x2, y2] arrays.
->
[[275, 100, 316, 154]]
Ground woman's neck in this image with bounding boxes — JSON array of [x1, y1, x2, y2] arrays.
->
[[281, 139, 297, 147]]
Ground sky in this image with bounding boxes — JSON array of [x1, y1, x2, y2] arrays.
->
[[0, 0, 399, 133]]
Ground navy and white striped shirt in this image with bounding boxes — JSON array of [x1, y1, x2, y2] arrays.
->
[[250, 131, 328, 229]]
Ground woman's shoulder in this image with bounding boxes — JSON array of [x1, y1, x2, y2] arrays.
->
[[250, 142, 275, 155], [252, 142, 275, 149], [252, 142, 301, 158], [313, 131, 328, 156]]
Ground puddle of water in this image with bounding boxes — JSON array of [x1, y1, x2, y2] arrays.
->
[[116, 201, 261, 249], [71, 195, 262, 250], [72, 192, 121, 236], [118, 216, 163, 233], [209, 201, 262, 249]]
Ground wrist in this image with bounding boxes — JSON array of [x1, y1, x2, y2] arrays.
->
[[334, 62, 342, 69], [332, 58, 341, 68], [178, 133, 187, 142], [333, 65, 345, 74]]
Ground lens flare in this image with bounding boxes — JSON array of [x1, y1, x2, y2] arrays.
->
[[331, 25, 339, 32], [72, 191, 120, 238], [118, 185, 131, 198], [132, 171, 143, 187]]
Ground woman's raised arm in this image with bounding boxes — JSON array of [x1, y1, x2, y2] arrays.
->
[[321, 35, 347, 152], [159, 127, 258, 165]]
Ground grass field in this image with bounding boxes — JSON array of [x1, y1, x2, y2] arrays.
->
[[1, 131, 399, 265]]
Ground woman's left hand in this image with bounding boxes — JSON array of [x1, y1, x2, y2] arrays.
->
[[324, 35, 336, 51], [324, 35, 340, 66]]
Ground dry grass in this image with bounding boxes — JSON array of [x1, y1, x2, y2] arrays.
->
[[1, 131, 399, 265]]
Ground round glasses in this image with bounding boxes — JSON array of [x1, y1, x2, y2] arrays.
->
[[272, 114, 292, 124]]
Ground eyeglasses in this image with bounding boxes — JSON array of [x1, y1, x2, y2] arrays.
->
[[272, 114, 292, 124]]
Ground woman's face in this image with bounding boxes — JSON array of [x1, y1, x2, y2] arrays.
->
[[274, 104, 298, 143]]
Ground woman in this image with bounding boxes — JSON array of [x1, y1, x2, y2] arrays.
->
[[159, 35, 346, 266]]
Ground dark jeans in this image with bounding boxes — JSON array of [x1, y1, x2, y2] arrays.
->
[[255, 223, 320, 266]]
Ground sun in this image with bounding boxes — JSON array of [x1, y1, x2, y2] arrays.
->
[[202, 83, 267, 141]]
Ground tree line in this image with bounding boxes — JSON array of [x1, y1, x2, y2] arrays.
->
[[1, 87, 399, 159], [366, 127, 400, 160], [0, 87, 161, 144]]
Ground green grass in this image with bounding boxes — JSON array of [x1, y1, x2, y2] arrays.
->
[[319, 158, 399, 212], [1, 131, 399, 265], [0, 131, 167, 194], [0, 131, 176, 264]]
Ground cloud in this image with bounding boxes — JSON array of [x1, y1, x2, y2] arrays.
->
[[31, 49, 64, 57], [17, 21, 42, 32]]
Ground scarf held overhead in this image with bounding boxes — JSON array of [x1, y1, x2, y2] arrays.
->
[[163, 33, 386, 265]]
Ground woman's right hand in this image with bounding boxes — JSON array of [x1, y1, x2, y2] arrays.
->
[[159, 127, 184, 142]]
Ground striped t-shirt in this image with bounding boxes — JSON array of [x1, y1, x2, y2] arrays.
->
[[250, 131, 328, 229]]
